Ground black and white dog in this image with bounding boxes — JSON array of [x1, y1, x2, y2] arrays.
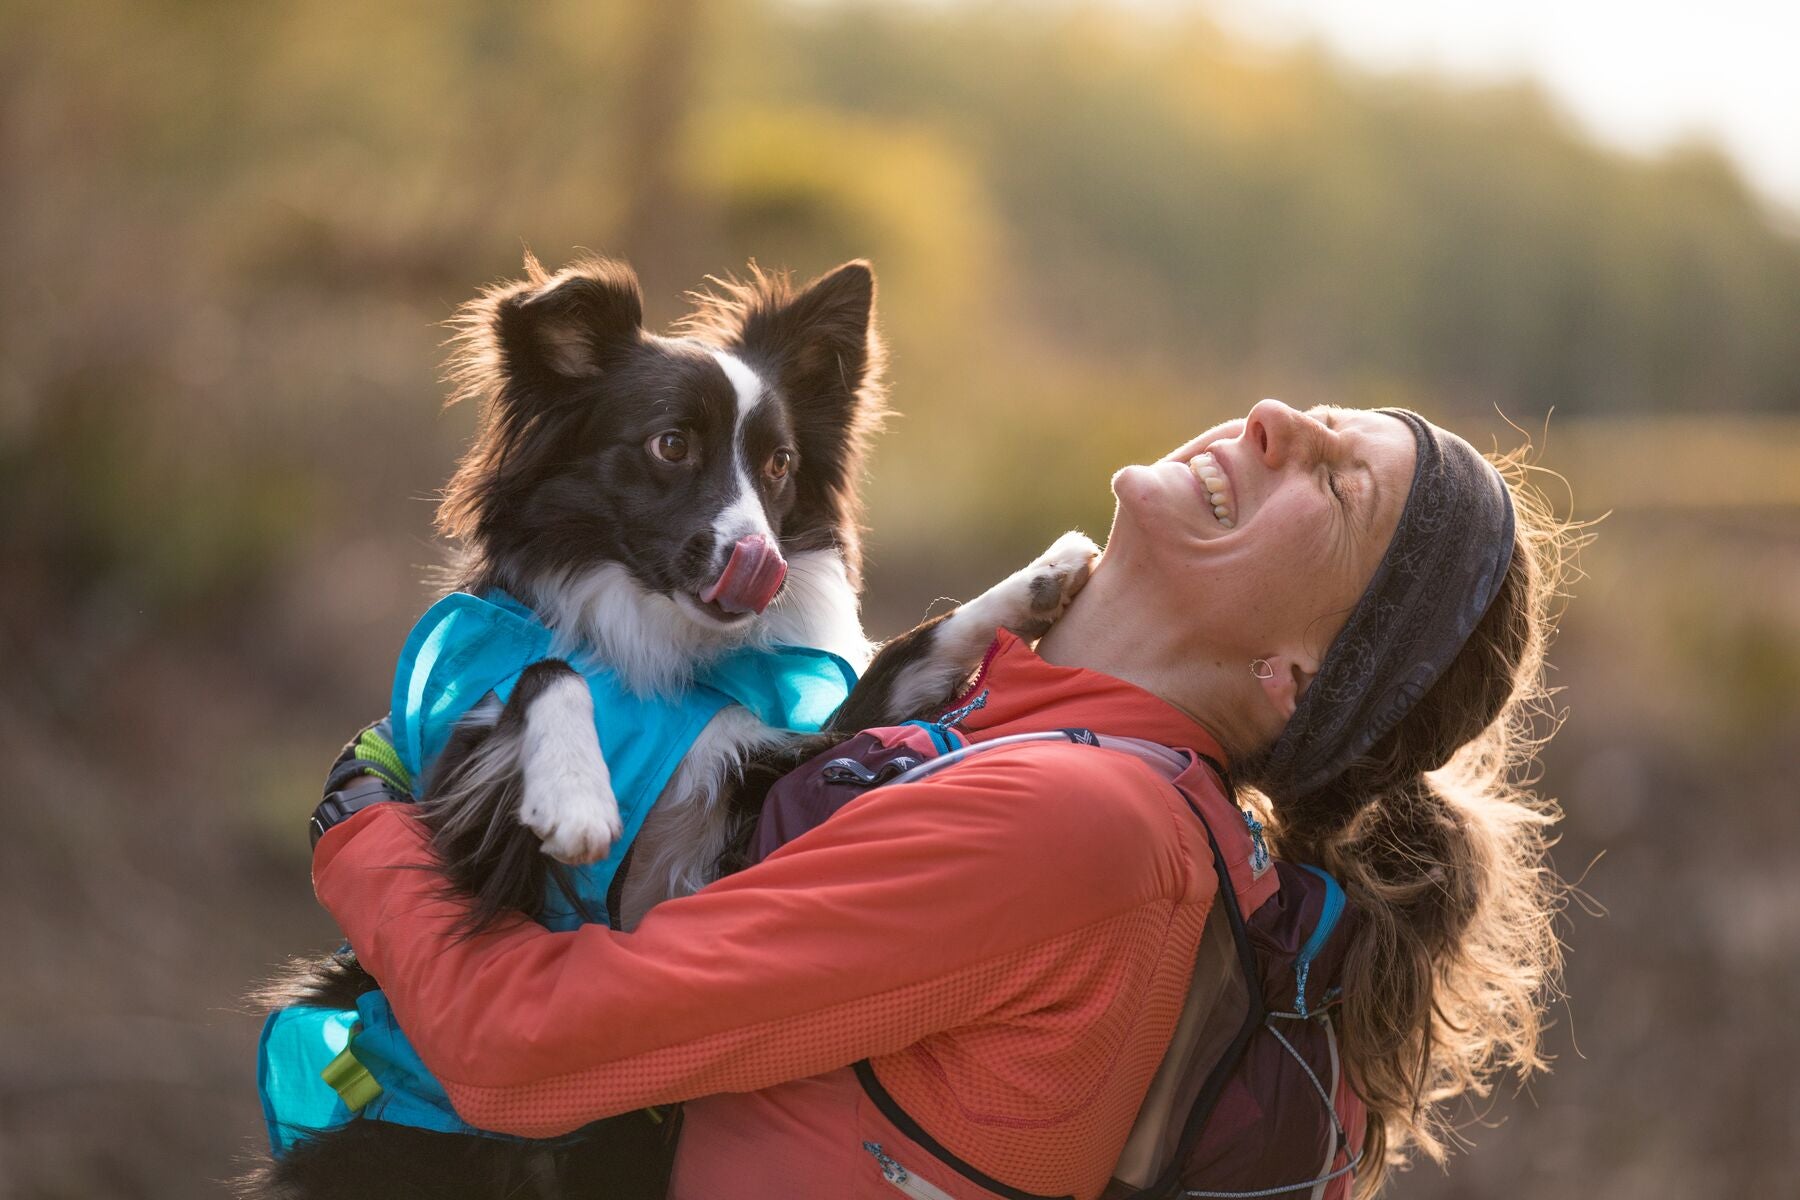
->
[[247, 254, 1097, 1198]]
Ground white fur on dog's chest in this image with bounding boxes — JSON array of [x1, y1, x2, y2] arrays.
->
[[532, 547, 871, 696]]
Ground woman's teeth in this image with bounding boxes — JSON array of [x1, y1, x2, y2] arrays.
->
[[1189, 451, 1234, 528]]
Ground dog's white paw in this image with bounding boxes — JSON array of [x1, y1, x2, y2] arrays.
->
[[520, 751, 623, 866], [518, 674, 623, 865], [979, 530, 1100, 640], [1027, 530, 1102, 611]]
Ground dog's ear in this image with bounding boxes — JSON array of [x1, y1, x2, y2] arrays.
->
[[448, 255, 645, 412], [738, 260, 879, 407], [493, 255, 644, 383]]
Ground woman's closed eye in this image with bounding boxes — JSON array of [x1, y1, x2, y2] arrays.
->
[[1312, 414, 1371, 529]]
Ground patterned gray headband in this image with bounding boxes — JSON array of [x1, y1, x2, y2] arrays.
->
[[1256, 408, 1516, 802]]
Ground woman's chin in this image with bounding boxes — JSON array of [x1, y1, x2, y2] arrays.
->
[[1113, 462, 1222, 538], [1110, 462, 1177, 506]]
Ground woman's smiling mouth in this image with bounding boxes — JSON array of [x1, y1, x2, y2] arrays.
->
[[1188, 450, 1236, 528]]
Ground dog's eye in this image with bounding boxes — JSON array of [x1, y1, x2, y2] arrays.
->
[[647, 431, 691, 464], [765, 448, 794, 481]]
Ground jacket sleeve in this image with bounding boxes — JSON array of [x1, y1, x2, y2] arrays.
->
[[313, 744, 1205, 1137]]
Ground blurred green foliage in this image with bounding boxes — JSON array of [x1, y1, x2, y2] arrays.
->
[[3, 0, 1799, 623], [0, 2, 1796, 1197]]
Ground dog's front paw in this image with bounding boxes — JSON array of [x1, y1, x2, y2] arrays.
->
[[1025, 530, 1101, 615], [531, 802, 623, 866], [521, 755, 623, 865], [519, 674, 624, 865], [989, 530, 1100, 640]]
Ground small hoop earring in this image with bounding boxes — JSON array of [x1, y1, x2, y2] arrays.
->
[[1250, 659, 1275, 680]]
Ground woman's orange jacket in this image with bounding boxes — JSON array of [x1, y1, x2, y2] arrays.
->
[[313, 632, 1271, 1200]]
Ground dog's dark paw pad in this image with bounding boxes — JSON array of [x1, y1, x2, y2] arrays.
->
[[1028, 573, 1066, 613], [1023, 531, 1101, 615], [965, 531, 1100, 644]]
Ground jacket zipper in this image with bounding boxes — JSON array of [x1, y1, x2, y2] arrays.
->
[[864, 1142, 961, 1199], [942, 637, 1002, 714]]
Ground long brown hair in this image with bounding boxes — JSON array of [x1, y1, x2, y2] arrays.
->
[[1246, 453, 1583, 1194]]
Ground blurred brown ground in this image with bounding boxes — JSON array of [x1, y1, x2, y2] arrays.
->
[[2, 2, 1797, 1196]]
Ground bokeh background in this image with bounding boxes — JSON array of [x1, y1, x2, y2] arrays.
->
[[3, 1, 1797, 1195]]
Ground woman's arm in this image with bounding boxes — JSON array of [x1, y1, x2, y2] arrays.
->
[[314, 743, 1207, 1137]]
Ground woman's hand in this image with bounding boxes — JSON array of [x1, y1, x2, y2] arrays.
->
[[309, 716, 413, 848]]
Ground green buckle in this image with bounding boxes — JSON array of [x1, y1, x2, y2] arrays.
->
[[321, 1025, 383, 1113]]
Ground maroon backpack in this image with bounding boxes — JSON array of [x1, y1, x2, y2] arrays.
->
[[752, 722, 1366, 1200]]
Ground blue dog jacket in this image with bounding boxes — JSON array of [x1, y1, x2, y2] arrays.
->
[[258, 590, 856, 1153]]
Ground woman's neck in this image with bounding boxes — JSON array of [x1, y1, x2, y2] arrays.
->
[[1032, 552, 1141, 679], [1035, 549, 1266, 761]]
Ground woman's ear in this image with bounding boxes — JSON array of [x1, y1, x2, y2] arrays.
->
[[1254, 654, 1317, 722]]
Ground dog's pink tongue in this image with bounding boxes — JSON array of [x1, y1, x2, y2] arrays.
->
[[699, 534, 788, 615]]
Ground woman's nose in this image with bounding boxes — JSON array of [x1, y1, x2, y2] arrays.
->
[[1244, 398, 1311, 467]]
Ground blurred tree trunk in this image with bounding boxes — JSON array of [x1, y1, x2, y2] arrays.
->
[[617, 0, 704, 289]]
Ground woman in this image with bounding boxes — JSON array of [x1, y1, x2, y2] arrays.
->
[[309, 399, 1570, 1198]]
